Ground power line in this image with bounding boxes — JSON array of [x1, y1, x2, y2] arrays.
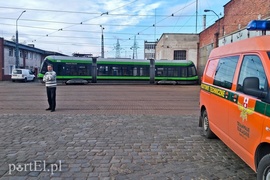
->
[[26, 0, 138, 43], [27, 40, 142, 47], [0, 17, 207, 27], [0, 6, 218, 17], [5, 33, 154, 41], [0, 24, 130, 35], [0, 15, 206, 25]]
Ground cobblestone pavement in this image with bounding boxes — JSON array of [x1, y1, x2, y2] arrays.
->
[[0, 82, 256, 179]]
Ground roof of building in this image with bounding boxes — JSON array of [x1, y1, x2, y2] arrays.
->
[[3, 38, 67, 56]]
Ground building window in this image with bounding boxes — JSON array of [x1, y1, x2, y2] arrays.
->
[[9, 65, 14, 75], [145, 53, 155, 59], [19, 50, 23, 58], [25, 52, 28, 59], [174, 50, 186, 60], [145, 44, 156, 49], [29, 52, 33, 59], [9, 48, 14, 57]]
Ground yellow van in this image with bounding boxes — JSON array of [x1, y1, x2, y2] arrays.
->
[[199, 20, 270, 180]]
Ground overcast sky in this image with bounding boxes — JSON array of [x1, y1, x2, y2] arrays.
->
[[0, 0, 230, 59]]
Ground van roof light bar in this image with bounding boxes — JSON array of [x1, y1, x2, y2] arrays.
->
[[246, 20, 270, 31]]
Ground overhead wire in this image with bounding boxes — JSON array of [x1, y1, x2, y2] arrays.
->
[[0, 6, 203, 17], [135, 1, 196, 36], [172, 0, 190, 32], [0, 1, 236, 57], [28, 0, 138, 42], [118, 0, 198, 53], [1, 0, 201, 56], [0, 17, 206, 27]]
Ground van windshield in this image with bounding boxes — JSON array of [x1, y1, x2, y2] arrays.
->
[[13, 70, 22, 74]]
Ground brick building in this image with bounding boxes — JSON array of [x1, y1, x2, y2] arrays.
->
[[198, 0, 270, 76]]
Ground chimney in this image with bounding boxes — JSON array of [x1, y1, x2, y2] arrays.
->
[[28, 44, 35, 48], [203, 15, 206, 30]]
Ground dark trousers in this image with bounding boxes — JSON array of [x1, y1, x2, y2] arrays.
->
[[46, 87, 56, 110]]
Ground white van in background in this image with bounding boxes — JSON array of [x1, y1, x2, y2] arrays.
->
[[11, 69, 35, 82]]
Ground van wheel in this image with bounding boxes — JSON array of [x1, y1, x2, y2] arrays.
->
[[24, 78, 27, 82], [12, 80, 15, 82], [32, 77, 35, 82], [202, 110, 216, 139], [257, 154, 270, 180]]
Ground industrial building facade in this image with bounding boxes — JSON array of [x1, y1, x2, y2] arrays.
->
[[0, 38, 65, 80], [155, 33, 199, 67]]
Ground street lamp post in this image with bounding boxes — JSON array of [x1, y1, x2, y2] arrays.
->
[[100, 25, 105, 58], [15, 10, 26, 68], [204, 9, 220, 47]]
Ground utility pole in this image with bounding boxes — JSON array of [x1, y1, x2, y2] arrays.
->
[[100, 25, 104, 58], [204, 9, 220, 47], [115, 39, 121, 58], [15, 10, 26, 68], [195, 0, 198, 33], [130, 36, 138, 59]]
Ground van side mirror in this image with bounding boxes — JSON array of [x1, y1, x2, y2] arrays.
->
[[243, 77, 267, 98]]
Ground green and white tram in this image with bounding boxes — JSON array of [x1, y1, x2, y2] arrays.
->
[[38, 56, 198, 84]]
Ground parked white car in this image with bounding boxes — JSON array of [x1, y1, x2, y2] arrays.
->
[[11, 69, 35, 82]]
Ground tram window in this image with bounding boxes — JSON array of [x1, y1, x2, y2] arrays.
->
[[57, 64, 64, 76], [108, 66, 113, 75], [98, 65, 109, 75], [78, 65, 88, 75], [119, 66, 128, 76], [126, 66, 133, 76], [187, 66, 197, 77], [98, 64, 149, 76], [87, 64, 91, 75], [180, 67, 188, 77], [41, 61, 48, 74], [156, 66, 183, 77], [156, 67, 164, 76], [173, 67, 179, 76], [133, 67, 137, 76], [112, 66, 118, 76], [98, 66, 104, 75], [167, 67, 177, 76], [140, 67, 143, 76], [139, 66, 149, 76], [66, 63, 77, 75]]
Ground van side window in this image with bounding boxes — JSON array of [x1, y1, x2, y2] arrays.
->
[[213, 56, 239, 89], [237, 55, 267, 92]]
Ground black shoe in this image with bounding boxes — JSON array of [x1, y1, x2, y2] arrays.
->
[[46, 108, 51, 111], [51, 110, 55, 112]]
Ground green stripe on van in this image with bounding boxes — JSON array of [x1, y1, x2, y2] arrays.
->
[[201, 83, 270, 117], [255, 101, 266, 115], [265, 104, 270, 117]]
